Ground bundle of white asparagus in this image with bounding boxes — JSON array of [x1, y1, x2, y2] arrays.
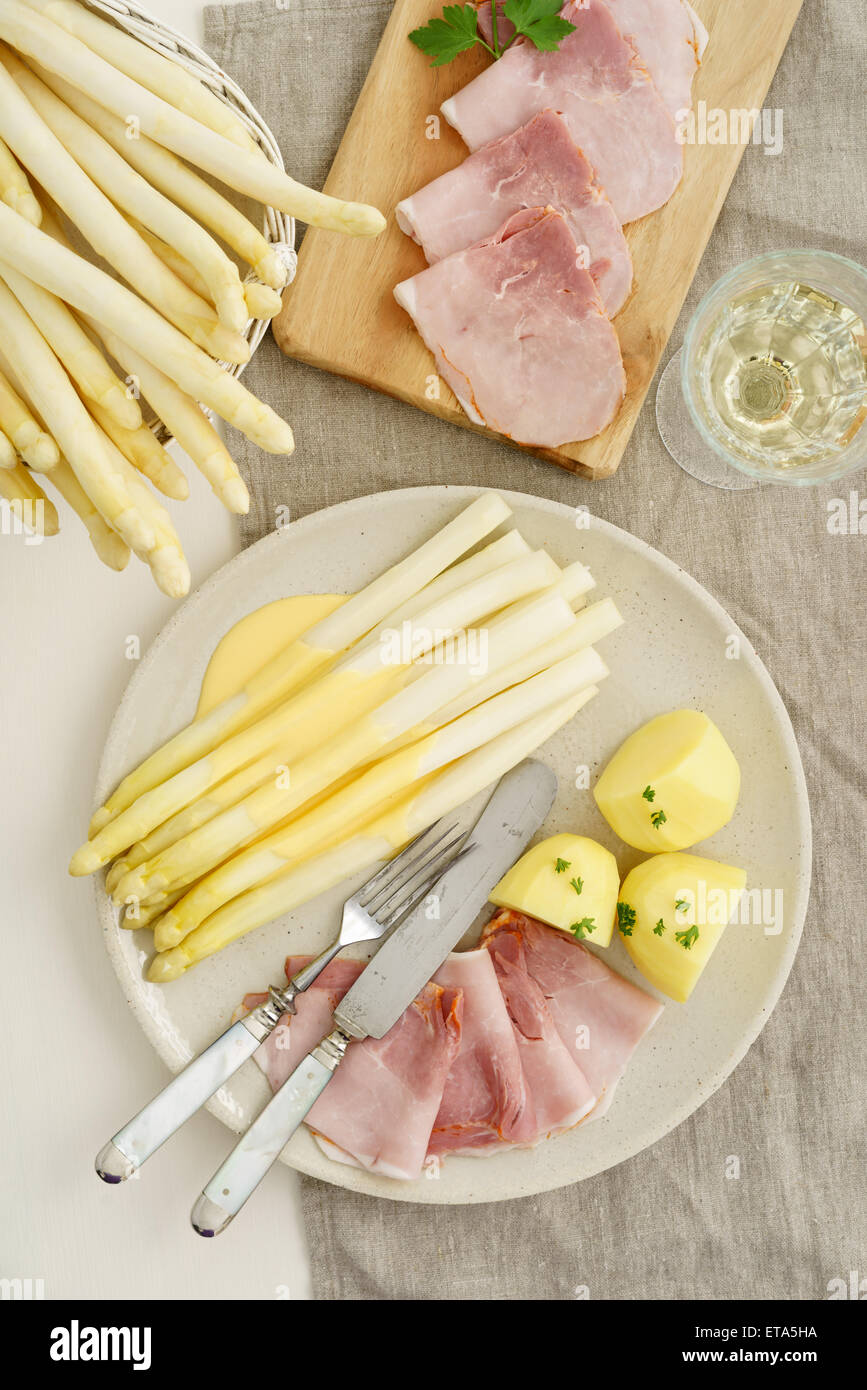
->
[[0, 0, 385, 594], [68, 497, 626, 982]]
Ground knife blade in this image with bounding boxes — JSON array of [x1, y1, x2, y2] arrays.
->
[[334, 758, 557, 1041], [191, 759, 556, 1234]]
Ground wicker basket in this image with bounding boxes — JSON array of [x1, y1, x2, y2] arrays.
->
[[78, 0, 296, 430]]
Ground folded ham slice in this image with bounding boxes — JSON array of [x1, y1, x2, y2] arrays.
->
[[247, 913, 662, 1180], [485, 934, 598, 1135], [394, 206, 625, 447], [395, 111, 632, 316], [255, 956, 463, 1181], [428, 950, 537, 1155], [442, 0, 683, 224], [254, 956, 363, 1092], [483, 910, 664, 1119], [476, 1, 707, 122], [602, 0, 706, 119]]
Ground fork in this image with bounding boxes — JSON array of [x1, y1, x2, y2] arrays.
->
[[95, 818, 467, 1184]]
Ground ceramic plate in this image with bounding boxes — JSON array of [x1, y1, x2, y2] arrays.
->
[[97, 487, 811, 1203]]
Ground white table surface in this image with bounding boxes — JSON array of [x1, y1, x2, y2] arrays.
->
[[0, 0, 311, 1301]]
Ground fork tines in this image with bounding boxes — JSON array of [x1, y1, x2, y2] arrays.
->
[[357, 818, 471, 929]]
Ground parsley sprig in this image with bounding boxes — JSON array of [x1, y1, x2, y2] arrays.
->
[[570, 876, 583, 896], [554, 857, 571, 874], [570, 917, 595, 940], [675, 924, 700, 951], [616, 902, 636, 937], [409, 0, 575, 67]]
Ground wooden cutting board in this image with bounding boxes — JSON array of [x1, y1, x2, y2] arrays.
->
[[274, 0, 804, 478]]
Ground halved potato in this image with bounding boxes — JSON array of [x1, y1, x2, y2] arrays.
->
[[490, 832, 620, 947], [617, 852, 747, 1002], [593, 709, 740, 853]]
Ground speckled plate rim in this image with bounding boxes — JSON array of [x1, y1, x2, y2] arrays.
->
[[96, 485, 812, 1203]]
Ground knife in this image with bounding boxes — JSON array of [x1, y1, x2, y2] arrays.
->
[[190, 758, 556, 1235]]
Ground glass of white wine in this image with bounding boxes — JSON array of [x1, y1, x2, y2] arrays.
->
[[656, 250, 867, 489]]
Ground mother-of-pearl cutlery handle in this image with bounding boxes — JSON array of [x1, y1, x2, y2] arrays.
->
[[191, 1029, 349, 1236], [95, 940, 347, 1183]]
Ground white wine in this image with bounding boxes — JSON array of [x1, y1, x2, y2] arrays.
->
[[692, 280, 867, 474]]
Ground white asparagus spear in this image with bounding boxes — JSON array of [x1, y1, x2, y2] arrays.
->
[[553, 560, 595, 604], [5, 54, 250, 334], [86, 495, 512, 832], [0, 56, 248, 362], [0, 203, 295, 455], [44, 455, 129, 570], [1, 3, 386, 236], [0, 457, 58, 531], [106, 533, 532, 888], [242, 282, 283, 321], [34, 72, 287, 289], [0, 348, 129, 569], [428, 597, 623, 726], [80, 325, 249, 514], [87, 399, 189, 503], [0, 290, 178, 585], [78, 549, 562, 878], [148, 690, 596, 981], [93, 423, 189, 597], [20, 0, 259, 152], [131, 222, 210, 300], [115, 590, 574, 900], [369, 597, 623, 768], [122, 884, 189, 930], [0, 420, 13, 466], [154, 646, 609, 947], [0, 128, 36, 219], [138, 234, 283, 325], [0, 361, 57, 467], [0, 258, 140, 430], [0, 276, 153, 552]]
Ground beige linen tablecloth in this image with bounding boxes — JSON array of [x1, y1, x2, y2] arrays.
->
[[204, 0, 866, 1300]]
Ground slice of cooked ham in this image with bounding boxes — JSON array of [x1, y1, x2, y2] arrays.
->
[[601, 0, 705, 119], [255, 956, 463, 1180], [254, 955, 363, 1091], [306, 983, 463, 1180], [483, 910, 663, 1120], [476, 1, 706, 121], [395, 111, 632, 315], [442, 0, 683, 223], [428, 949, 537, 1155], [485, 933, 598, 1136], [394, 206, 625, 447]]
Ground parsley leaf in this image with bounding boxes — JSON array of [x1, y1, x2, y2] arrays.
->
[[409, 5, 483, 66], [570, 876, 583, 895], [409, 0, 574, 65], [642, 785, 656, 802], [616, 901, 636, 936], [651, 808, 668, 829], [554, 857, 571, 874], [570, 917, 596, 939], [675, 898, 689, 913], [675, 924, 700, 950], [653, 919, 666, 936], [504, 0, 575, 51]]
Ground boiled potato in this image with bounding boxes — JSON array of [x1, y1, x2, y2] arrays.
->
[[617, 852, 747, 1002], [490, 833, 620, 947], [594, 709, 740, 853]]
